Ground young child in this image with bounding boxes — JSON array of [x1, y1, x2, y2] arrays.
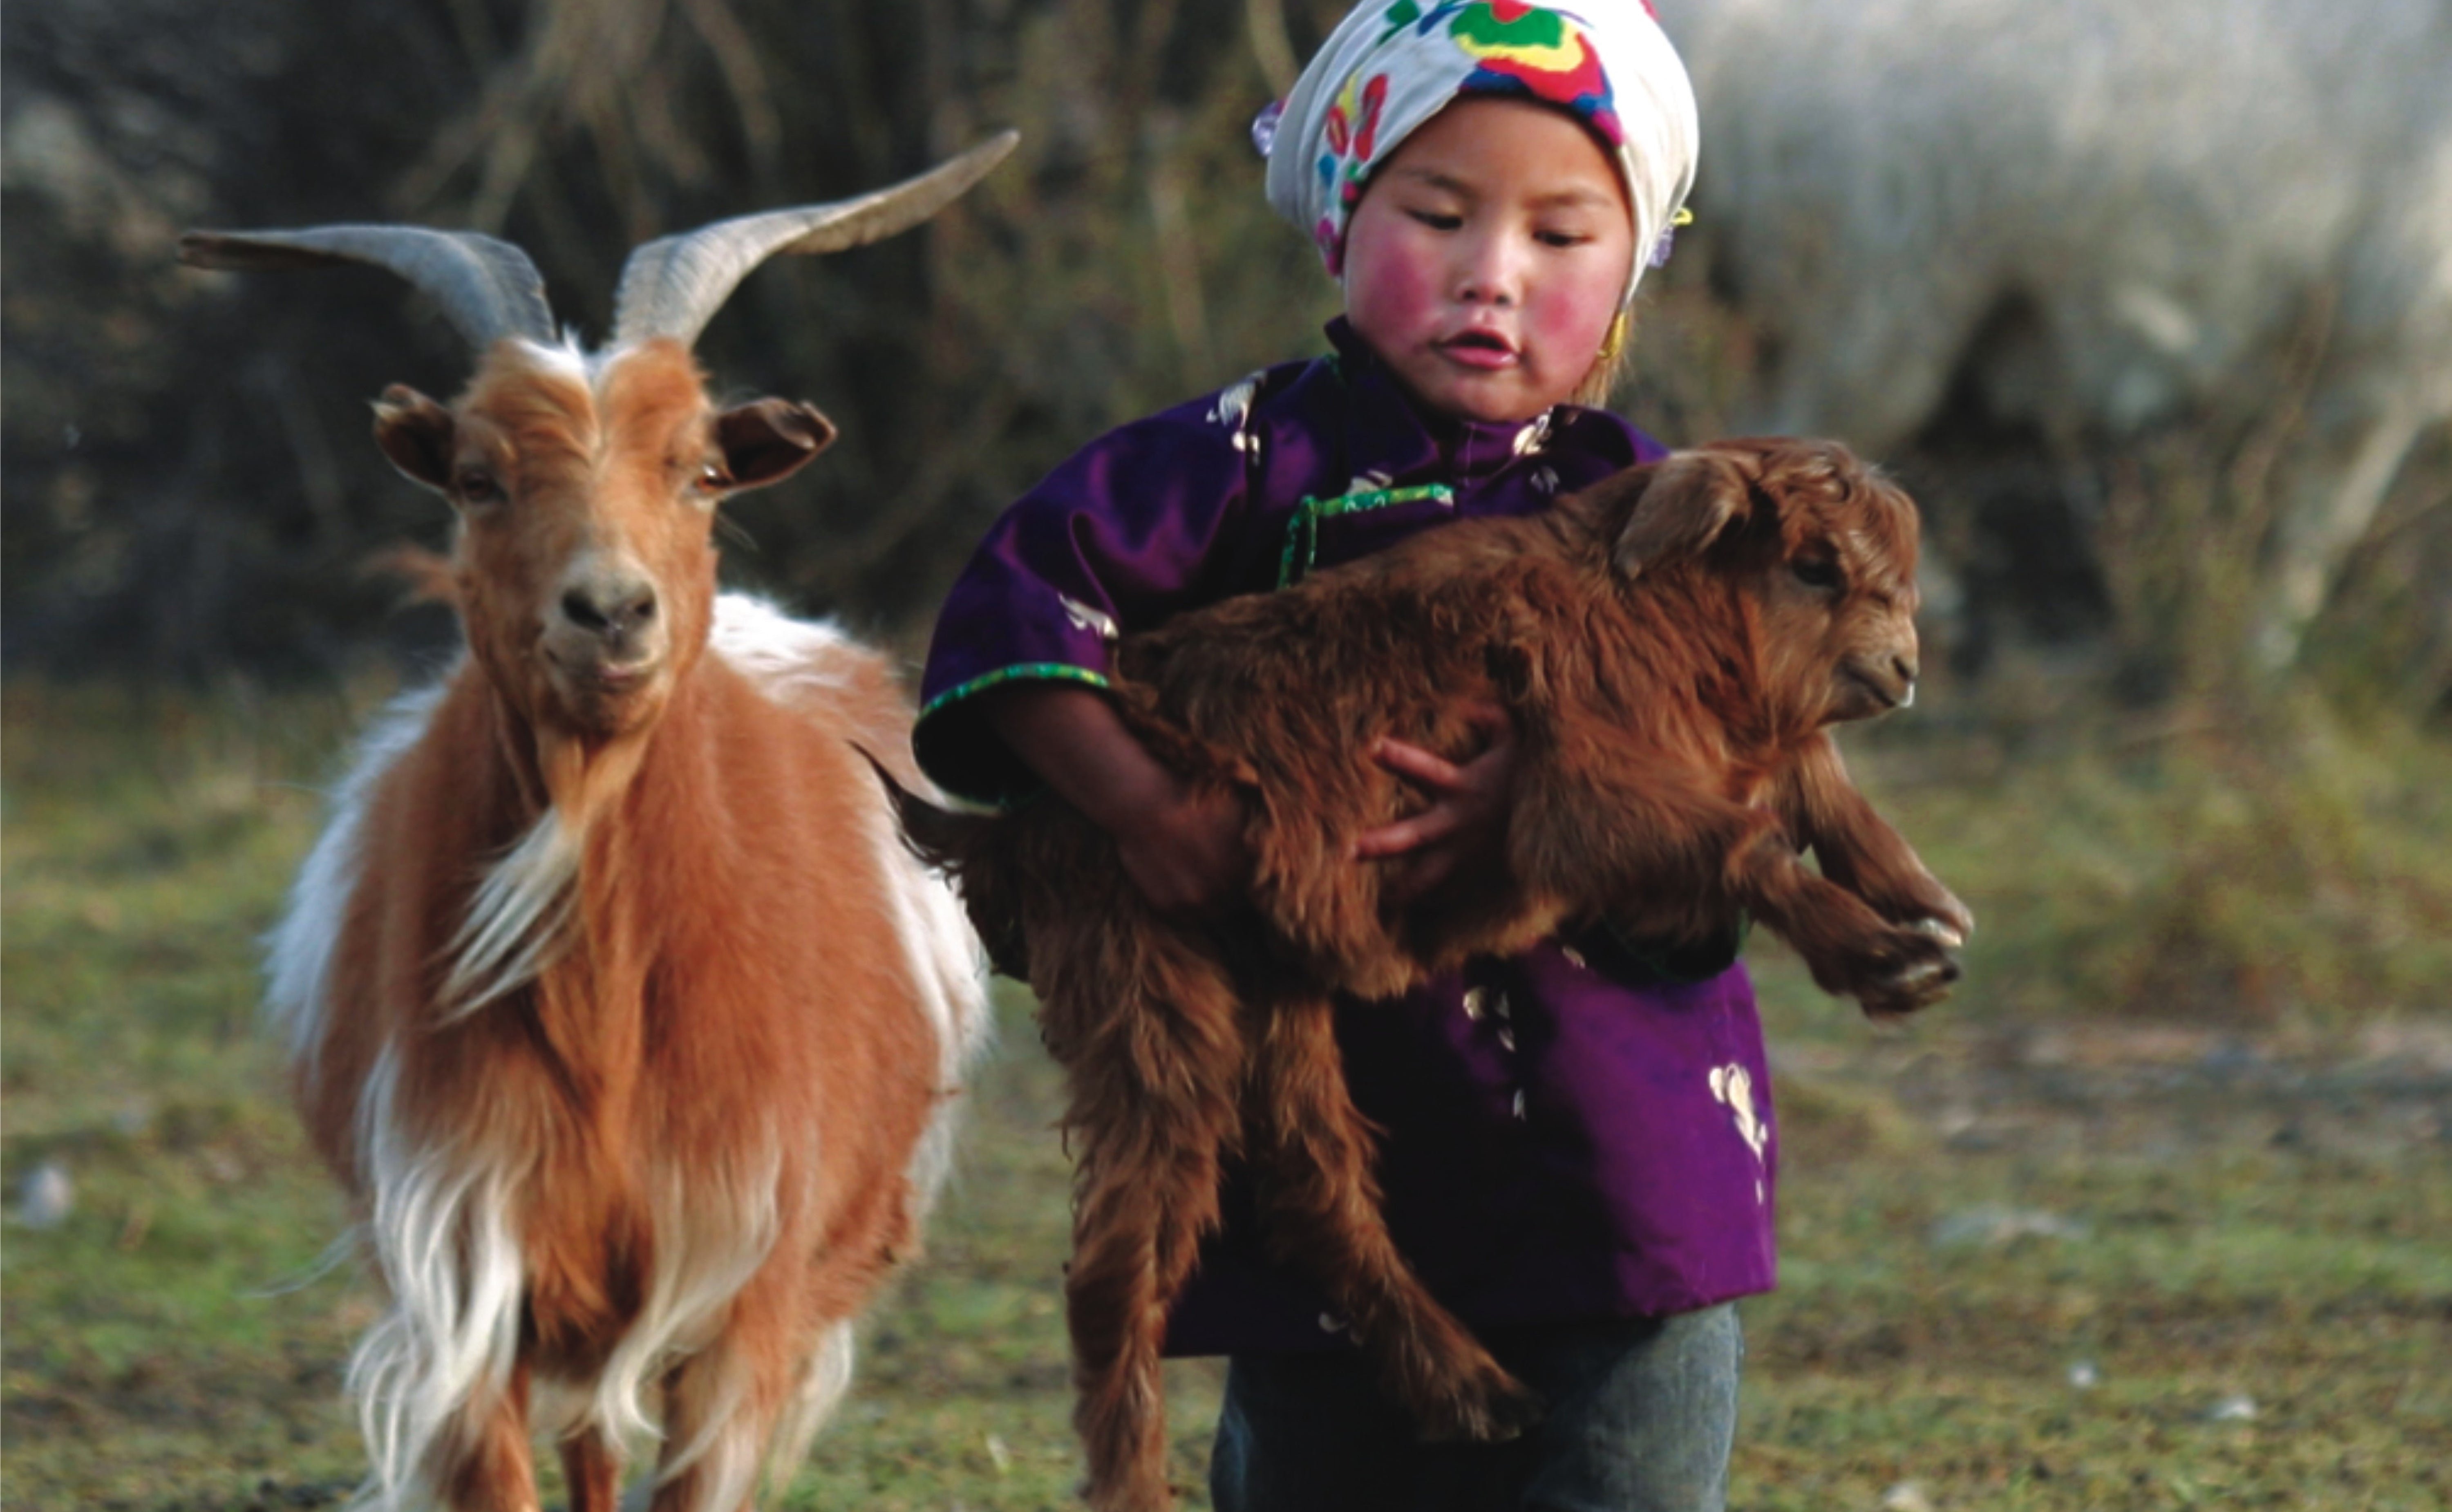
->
[[915, 4, 1768, 1507]]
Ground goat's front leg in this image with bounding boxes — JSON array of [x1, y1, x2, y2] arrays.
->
[[557, 1426, 620, 1512], [1515, 731, 1955, 1015], [1247, 991, 1541, 1443], [1781, 734, 1972, 946], [1729, 825, 1960, 1015], [435, 1361, 540, 1512], [651, 1299, 803, 1512]]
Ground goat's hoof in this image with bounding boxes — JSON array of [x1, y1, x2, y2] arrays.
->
[[1859, 951, 1960, 1015], [1911, 915, 1966, 950]]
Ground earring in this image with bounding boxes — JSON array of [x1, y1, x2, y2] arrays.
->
[[1595, 310, 1631, 364]]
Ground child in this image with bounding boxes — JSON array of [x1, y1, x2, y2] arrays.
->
[[916, 4, 1768, 1507]]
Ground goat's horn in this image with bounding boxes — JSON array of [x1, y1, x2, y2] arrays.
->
[[178, 226, 557, 351], [611, 130, 1019, 351]]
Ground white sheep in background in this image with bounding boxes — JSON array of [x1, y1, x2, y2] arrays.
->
[[1653, 0, 2452, 669]]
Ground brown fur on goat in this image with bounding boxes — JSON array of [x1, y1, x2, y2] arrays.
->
[[891, 436, 1971, 1512]]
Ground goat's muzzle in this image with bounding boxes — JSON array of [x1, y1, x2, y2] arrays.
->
[[542, 559, 673, 732], [1835, 651, 1919, 721]]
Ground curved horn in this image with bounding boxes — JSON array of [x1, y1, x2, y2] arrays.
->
[[611, 129, 1019, 350], [177, 226, 557, 351]]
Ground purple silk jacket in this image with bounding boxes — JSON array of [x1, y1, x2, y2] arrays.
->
[[916, 320, 1778, 1355]]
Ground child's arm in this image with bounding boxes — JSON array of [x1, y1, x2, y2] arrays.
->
[[1356, 703, 1519, 901], [983, 683, 1252, 917]]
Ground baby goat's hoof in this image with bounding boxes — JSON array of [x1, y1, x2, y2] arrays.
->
[[1859, 951, 1961, 1017], [1911, 915, 1967, 950]]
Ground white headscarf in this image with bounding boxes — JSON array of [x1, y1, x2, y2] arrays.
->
[[1262, 1, 1698, 305]]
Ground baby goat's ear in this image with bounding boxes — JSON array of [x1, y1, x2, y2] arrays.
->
[[1609, 448, 1754, 578]]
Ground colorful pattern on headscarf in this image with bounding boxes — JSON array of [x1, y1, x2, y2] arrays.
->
[[1264, 0, 1696, 304]]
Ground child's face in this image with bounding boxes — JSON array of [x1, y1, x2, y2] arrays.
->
[[1341, 96, 1635, 425]]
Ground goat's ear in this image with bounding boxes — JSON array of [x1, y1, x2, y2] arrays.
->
[[1485, 592, 1555, 707], [1486, 640, 1548, 707], [371, 386, 456, 492], [1610, 449, 1753, 577], [716, 399, 838, 491]]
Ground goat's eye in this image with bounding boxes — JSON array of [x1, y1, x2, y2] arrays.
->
[[695, 463, 729, 493], [455, 471, 503, 506], [1791, 556, 1843, 590]]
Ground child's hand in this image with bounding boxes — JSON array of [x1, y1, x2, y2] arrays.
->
[[1354, 703, 1518, 903], [1115, 778, 1253, 919], [984, 681, 1251, 919]]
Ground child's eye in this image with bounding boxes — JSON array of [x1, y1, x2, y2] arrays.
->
[[1406, 209, 1464, 231], [1535, 229, 1594, 249]]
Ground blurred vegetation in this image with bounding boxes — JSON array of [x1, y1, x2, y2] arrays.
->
[[2, 0, 1344, 673], [7, 0, 2445, 709]]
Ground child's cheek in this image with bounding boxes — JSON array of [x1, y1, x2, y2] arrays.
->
[[1345, 225, 1445, 346], [1527, 275, 1620, 374]]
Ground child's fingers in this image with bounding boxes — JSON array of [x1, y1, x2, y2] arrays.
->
[[1372, 705, 1518, 790], [1353, 804, 1466, 859], [1370, 736, 1468, 790]]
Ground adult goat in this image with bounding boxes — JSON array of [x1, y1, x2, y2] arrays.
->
[[194, 133, 1012, 1512], [892, 436, 1971, 1512]]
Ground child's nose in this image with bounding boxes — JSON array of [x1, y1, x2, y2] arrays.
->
[[1452, 230, 1527, 306]]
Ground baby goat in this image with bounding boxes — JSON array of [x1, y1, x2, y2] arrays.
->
[[192, 135, 1012, 1512], [893, 436, 1971, 1512]]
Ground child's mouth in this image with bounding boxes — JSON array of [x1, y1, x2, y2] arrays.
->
[[1438, 329, 1518, 369]]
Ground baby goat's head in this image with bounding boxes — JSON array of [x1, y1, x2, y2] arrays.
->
[[1598, 437, 1926, 730], [179, 134, 1014, 754]]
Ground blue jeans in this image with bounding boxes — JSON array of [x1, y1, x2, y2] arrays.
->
[[1208, 1305, 1741, 1512]]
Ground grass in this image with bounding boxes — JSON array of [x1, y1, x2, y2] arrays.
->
[[4, 679, 2448, 1510], [1833, 696, 2452, 1029]]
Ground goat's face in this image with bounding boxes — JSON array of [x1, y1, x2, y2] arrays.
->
[[1607, 438, 1925, 729], [374, 338, 835, 740]]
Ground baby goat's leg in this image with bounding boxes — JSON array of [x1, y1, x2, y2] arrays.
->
[[1780, 734, 1972, 945], [1730, 827, 1960, 1015], [1246, 993, 1541, 1443], [1515, 733, 1955, 1014], [1050, 914, 1246, 1512]]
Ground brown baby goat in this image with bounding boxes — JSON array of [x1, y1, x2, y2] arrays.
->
[[893, 436, 1973, 1512]]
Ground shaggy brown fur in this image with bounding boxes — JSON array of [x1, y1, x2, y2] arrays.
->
[[892, 436, 1972, 1512]]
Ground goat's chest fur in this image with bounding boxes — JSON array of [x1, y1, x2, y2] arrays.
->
[[276, 628, 964, 1424]]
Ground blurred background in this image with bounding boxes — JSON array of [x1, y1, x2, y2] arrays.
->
[[9, 0, 2444, 700], [5, 1, 2448, 1507]]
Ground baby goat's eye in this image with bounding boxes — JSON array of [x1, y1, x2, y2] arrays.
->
[[695, 463, 729, 493], [455, 470, 503, 507], [1791, 556, 1843, 590]]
